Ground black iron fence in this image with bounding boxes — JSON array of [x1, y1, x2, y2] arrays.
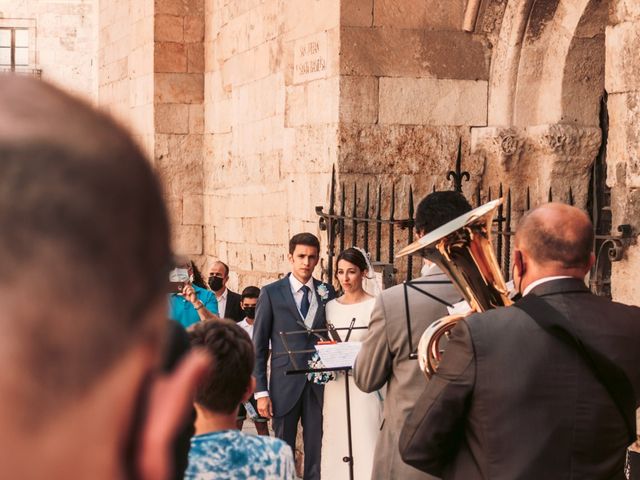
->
[[316, 147, 633, 298]]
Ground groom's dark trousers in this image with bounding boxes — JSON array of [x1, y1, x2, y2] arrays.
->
[[273, 382, 324, 479], [253, 274, 334, 480]]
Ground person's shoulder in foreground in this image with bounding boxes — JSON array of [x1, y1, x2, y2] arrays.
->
[[186, 429, 294, 480]]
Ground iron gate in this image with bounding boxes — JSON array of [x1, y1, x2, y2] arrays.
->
[[316, 143, 632, 298]]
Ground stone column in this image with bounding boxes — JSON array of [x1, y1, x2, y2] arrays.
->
[[471, 124, 601, 211], [606, 2, 640, 305], [154, 0, 205, 260]]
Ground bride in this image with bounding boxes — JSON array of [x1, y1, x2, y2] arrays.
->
[[321, 247, 383, 480]]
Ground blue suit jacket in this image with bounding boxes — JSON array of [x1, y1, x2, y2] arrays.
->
[[253, 274, 335, 417]]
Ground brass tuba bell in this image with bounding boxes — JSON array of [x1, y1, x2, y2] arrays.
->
[[396, 198, 513, 378]]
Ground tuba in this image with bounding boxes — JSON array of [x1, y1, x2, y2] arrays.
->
[[396, 198, 513, 378]]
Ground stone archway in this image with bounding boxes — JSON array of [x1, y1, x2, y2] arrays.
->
[[471, 0, 607, 209]]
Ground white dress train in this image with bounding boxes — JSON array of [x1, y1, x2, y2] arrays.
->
[[321, 297, 382, 480]]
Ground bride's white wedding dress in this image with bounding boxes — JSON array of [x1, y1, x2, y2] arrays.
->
[[321, 297, 382, 480]]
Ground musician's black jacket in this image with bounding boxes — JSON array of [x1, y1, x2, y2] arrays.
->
[[400, 278, 640, 480]]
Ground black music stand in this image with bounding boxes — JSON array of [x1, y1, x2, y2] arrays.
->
[[401, 278, 455, 360], [277, 322, 368, 480]]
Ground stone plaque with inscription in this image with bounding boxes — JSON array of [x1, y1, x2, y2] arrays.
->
[[293, 31, 328, 84]]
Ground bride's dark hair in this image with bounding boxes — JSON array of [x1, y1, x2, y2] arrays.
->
[[336, 247, 368, 274]]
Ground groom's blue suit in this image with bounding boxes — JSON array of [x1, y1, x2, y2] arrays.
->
[[253, 274, 335, 480]]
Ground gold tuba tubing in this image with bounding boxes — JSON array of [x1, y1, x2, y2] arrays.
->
[[396, 198, 513, 378]]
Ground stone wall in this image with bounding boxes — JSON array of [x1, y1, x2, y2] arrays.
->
[[338, 0, 490, 200], [606, 0, 640, 304], [98, 0, 154, 156], [0, 0, 97, 101], [202, 0, 340, 288]]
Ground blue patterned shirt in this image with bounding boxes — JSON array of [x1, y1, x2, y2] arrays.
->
[[186, 430, 295, 480]]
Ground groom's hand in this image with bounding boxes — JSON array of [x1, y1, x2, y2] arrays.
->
[[257, 397, 273, 419]]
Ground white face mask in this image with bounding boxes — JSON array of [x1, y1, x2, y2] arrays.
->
[[169, 268, 190, 283]]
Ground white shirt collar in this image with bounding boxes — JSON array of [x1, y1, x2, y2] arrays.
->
[[522, 276, 573, 296], [289, 273, 315, 292], [216, 288, 228, 300]]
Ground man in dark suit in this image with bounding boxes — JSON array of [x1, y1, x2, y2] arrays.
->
[[400, 202, 640, 480], [253, 233, 335, 480], [208, 260, 243, 321]]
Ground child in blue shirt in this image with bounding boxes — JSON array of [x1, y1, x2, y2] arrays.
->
[[186, 319, 294, 480]]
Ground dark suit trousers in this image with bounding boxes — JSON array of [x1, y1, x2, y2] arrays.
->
[[273, 381, 323, 480]]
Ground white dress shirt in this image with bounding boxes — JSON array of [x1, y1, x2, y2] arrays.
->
[[522, 276, 573, 296], [216, 288, 228, 317], [238, 318, 254, 338], [289, 274, 315, 318]]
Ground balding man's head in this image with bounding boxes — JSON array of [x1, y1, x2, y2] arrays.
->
[[515, 203, 594, 270], [0, 77, 171, 426]]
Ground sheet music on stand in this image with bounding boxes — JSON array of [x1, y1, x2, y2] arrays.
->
[[315, 341, 362, 369], [277, 322, 368, 480]]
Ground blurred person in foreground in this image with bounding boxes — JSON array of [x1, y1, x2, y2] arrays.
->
[[0, 76, 209, 480], [400, 203, 640, 480], [187, 320, 294, 479], [169, 257, 219, 329], [236, 286, 270, 436]]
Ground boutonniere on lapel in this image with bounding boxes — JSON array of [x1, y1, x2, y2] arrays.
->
[[317, 283, 330, 302]]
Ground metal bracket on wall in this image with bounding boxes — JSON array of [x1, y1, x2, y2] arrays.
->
[[591, 224, 634, 296]]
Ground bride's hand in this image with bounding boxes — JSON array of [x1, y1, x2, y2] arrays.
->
[[257, 396, 273, 419]]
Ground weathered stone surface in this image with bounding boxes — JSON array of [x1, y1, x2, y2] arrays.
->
[[372, 0, 466, 30], [379, 77, 488, 126], [189, 104, 205, 133], [341, 0, 373, 27], [612, 237, 640, 306], [605, 21, 640, 94], [155, 14, 184, 42], [184, 15, 205, 42], [155, 73, 204, 103], [187, 42, 205, 72], [173, 224, 203, 255], [283, 0, 340, 42], [610, 0, 640, 25], [155, 104, 190, 134], [339, 75, 378, 124], [341, 27, 490, 80], [607, 92, 640, 188], [183, 194, 204, 225], [285, 76, 339, 126], [155, 41, 187, 73], [338, 124, 469, 175]]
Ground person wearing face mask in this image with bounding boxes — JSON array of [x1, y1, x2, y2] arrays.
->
[[400, 203, 640, 480], [169, 258, 219, 329], [236, 286, 270, 435], [208, 261, 243, 322]]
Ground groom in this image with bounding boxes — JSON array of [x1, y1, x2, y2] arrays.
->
[[254, 232, 335, 480]]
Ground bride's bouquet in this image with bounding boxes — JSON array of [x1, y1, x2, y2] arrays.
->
[[306, 352, 336, 384]]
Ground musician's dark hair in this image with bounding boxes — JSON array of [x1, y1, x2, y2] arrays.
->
[[189, 320, 254, 414], [241, 286, 260, 300], [414, 191, 472, 234], [0, 76, 170, 422], [289, 232, 320, 255], [336, 248, 368, 274]]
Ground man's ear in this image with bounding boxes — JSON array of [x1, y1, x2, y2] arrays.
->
[[137, 350, 210, 480], [587, 252, 596, 271], [414, 230, 424, 242]]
